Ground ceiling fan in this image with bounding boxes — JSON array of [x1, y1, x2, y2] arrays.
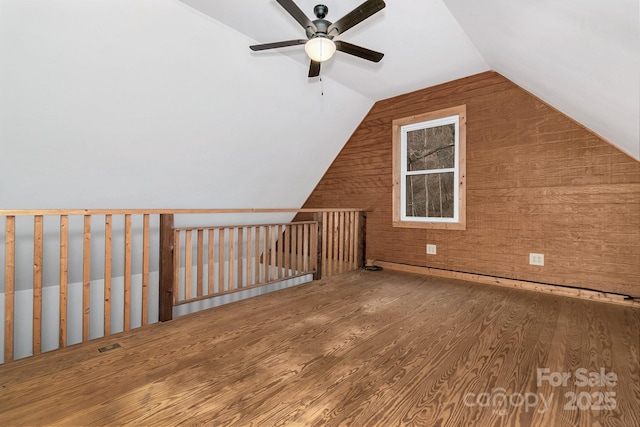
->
[[250, 0, 386, 77]]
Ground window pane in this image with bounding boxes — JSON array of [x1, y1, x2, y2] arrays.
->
[[406, 124, 455, 171], [405, 172, 455, 218]]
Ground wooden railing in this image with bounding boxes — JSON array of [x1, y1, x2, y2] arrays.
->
[[0, 208, 365, 364], [173, 221, 317, 305], [318, 211, 363, 277]]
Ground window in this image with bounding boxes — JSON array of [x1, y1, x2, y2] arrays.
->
[[392, 105, 466, 229]]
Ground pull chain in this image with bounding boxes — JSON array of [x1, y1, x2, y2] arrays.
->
[[320, 76, 324, 96]]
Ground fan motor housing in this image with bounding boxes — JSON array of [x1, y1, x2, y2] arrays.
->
[[310, 19, 332, 38]]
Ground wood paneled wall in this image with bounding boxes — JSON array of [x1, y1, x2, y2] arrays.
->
[[301, 72, 640, 296]]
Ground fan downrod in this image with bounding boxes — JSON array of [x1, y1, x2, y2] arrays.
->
[[314, 5, 328, 19]]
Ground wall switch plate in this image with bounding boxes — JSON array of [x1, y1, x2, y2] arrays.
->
[[426, 244, 437, 255], [529, 253, 544, 266]]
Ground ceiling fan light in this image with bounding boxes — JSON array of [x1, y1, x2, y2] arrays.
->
[[305, 37, 336, 62]]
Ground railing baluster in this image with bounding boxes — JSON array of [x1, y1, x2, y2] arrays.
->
[[303, 223, 309, 272], [82, 215, 91, 342], [322, 212, 328, 277], [124, 214, 132, 332], [208, 229, 214, 296], [262, 226, 268, 283], [351, 212, 357, 269], [284, 225, 291, 277], [184, 229, 192, 301], [4, 216, 15, 363], [33, 216, 43, 356], [312, 217, 320, 277], [333, 212, 342, 274], [229, 228, 235, 291], [339, 212, 344, 274], [254, 226, 261, 284], [197, 229, 204, 297], [339, 212, 345, 274], [172, 229, 180, 305], [290, 225, 297, 273], [356, 212, 364, 268], [246, 226, 254, 286], [270, 225, 277, 281], [142, 214, 150, 326], [237, 227, 244, 288], [297, 224, 304, 273], [274, 225, 281, 280], [312, 221, 318, 273], [218, 228, 225, 293], [218, 228, 225, 292], [326, 213, 333, 276], [104, 215, 112, 336], [343, 212, 350, 270], [59, 215, 68, 349]]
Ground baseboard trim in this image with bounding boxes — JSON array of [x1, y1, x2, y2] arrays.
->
[[370, 260, 640, 308]]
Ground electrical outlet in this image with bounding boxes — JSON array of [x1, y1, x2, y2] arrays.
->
[[529, 253, 544, 266], [426, 244, 437, 255]]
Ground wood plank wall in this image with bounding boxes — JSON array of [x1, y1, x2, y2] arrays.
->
[[301, 71, 640, 296]]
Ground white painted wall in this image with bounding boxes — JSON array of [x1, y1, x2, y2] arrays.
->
[[0, 267, 311, 363], [0, 271, 160, 363], [0, 0, 373, 209], [0, 0, 370, 363]]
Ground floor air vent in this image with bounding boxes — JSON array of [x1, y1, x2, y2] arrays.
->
[[98, 343, 121, 353]]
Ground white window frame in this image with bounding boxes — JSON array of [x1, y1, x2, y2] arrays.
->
[[392, 105, 466, 230]]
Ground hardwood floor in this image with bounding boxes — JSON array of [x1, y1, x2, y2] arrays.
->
[[0, 270, 638, 426]]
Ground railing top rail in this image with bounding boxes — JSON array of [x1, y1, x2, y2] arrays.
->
[[0, 208, 366, 216], [175, 220, 318, 232]]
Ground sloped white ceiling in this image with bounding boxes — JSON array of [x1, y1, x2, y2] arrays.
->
[[443, 0, 640, 159], [181, 0, 490, 100], [184, 0, 639, 160], [1, 0, 637, 213], [0, 0, 372, 209]]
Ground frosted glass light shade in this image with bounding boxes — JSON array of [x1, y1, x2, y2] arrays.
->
[[304, 37, 336, 62]]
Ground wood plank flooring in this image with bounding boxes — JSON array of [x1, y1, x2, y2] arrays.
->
[[0, 270, 638, 426]]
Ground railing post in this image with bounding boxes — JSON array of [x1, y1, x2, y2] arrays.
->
[[159, 214, 174, 322], [358, 211, 366, 268], [314, 212, 323, 281]]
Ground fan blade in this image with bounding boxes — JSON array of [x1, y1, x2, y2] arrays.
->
[[250, 39, 307, 51], [276, 0, 317, 33], [308, 60, 321, 77], [334, 40, 384, 62], [328, 0, 385, 36]]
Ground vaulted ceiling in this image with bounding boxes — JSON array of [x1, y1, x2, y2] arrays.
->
[[0, 0, 637, 211], [183, 0, 639, 159]]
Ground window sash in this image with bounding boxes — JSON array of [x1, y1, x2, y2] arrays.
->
[[392, 104, 466, 230], [404, 168, 455, 176], [399, 115, 460, 223]]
